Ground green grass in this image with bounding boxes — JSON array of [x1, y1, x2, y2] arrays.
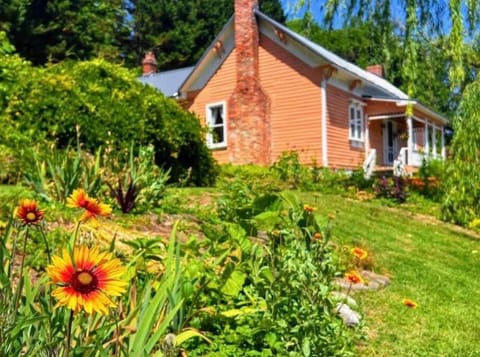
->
[[304, 193, 480, 356]]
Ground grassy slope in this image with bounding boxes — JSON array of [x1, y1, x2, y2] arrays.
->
[[305, 193, 480, 356]]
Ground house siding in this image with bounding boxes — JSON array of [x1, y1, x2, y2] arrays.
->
[[258, 35, 323, 165], [326, 85, 365, 168], [186, 50, 237, 163]]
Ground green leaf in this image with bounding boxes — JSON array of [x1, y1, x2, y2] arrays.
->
[[221, 270, 246, 296]]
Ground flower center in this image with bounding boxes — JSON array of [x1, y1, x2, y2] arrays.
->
[[26, 212, 37, 221], [78, 271, 93, 285], [72, 270, 97, 294]]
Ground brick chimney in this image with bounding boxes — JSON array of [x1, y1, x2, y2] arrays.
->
[[142, 51, 157, 75], [366, 64, 383, 78], [228, 0, 271, 164]]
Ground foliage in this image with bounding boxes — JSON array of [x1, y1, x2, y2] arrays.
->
[[185, 192, 356, 356], [2, 58, 218, 186], [1, 0, 127, 65], [442, 77, 480, 226], [373, 176, 408, 203], [23, 143, 104, 203], [408, 159, 444, 201], [271, 151, 308, 188], [106, 145, 171, 213]]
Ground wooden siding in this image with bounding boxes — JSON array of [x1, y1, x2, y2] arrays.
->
[[258, 35, 323, 165], [326, 85, 365, 168], [186, 50, 237, 163]]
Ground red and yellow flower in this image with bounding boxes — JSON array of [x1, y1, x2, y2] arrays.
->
[[15, 199, 45, 225], [47, 246, 127, 315], [345, 270, 364, 284], [303, 204, 316, 213], [67, 189, 112, 222], [351, 247, 368, 260], [402, 298, 418, 308]]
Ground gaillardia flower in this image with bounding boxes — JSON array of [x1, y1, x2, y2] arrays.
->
[[47, 246, 127, 315], [345, 270, 363, 284], [67, 189, 112, 222], [303, 204, 316, 213], [402, 298, 418, 308], [351, 247, 368, 260], [15, 199, 45, 225]]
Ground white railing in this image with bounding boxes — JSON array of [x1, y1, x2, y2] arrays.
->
[[363, 149, 376, 179], [393, 147, 408, 176], [410, 150, 444, 167]]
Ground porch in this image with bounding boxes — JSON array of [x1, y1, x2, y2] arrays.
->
[[363, 113, 446, 178]]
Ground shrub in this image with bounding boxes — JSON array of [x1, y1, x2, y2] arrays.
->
[[374, 176, 408, 203], [2, 58, 218, 186]]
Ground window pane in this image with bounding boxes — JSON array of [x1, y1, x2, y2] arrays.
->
[[213, 125, 224, 144], [211, 106, 223, 125]]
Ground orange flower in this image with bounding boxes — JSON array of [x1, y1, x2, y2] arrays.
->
[[402, 298, 418, 308], [303, 205, 316, 213], [15, 199, 45, 225], [351, 247, 368, 260], [313, 232, 322, 241], [67, 189, 111, 222], [345, 270, 363, 284], [47, 246, 127, 315]]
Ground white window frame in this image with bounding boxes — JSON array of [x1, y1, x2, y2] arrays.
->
[[349, 100, 364, 142], [206, 101, 227, 149]]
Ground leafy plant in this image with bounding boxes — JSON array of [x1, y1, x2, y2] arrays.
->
[[106, 144, 170, 213], [374, 176, 408, 203]]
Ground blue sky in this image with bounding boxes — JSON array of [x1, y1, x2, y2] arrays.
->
[[279, 0, 456, 35]]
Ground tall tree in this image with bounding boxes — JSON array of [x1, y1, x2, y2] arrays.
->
[[124, 0, 286, 70], [3, 0, 126, 65]]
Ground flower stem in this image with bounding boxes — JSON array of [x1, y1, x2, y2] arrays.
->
[[39, 225, 51, 263], [13, 228, 29, 313], [65, 310, 74, 357], [336, 282, 353, 314]]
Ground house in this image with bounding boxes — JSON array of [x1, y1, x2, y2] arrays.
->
[[139, 0, 448, 176]]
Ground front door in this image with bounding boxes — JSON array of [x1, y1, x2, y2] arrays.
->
[[383, 120, 397, 165]]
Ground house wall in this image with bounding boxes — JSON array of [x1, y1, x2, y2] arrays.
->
[[258, 35, 323, 165], [186, 50, 237, 163], [326, 85, 365, 168]]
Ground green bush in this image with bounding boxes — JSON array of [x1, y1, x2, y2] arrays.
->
[[2, 58, 218, 186]]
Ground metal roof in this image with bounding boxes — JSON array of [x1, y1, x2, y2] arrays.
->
[[138, 66, 194, 97]]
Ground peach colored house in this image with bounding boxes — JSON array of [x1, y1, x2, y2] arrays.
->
[[140, 0, 448, 176]]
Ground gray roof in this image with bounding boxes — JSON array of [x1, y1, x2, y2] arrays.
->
[[139, 66, 194, 97]]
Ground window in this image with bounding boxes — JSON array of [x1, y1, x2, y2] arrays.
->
[[206, 102, 227, 148], [349, 101, 364, 142]]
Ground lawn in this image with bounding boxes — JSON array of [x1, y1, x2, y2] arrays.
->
[[305, 192, 480, 356]]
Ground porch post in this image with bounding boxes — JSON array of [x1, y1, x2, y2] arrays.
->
[[432, 124, 437, 158], [424, 120, 430, 157], [321, 79, 328, 167], [365, 115, 370, 158], [407, 116, 413, 165], [441, 126, 446, 159]]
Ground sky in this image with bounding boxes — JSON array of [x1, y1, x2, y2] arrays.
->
[[279, 0, 456, 35]]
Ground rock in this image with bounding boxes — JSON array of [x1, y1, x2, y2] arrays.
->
[[335, 270, 391, 291], [331, 291, 358, 308], [336, 303, 361, 327]]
